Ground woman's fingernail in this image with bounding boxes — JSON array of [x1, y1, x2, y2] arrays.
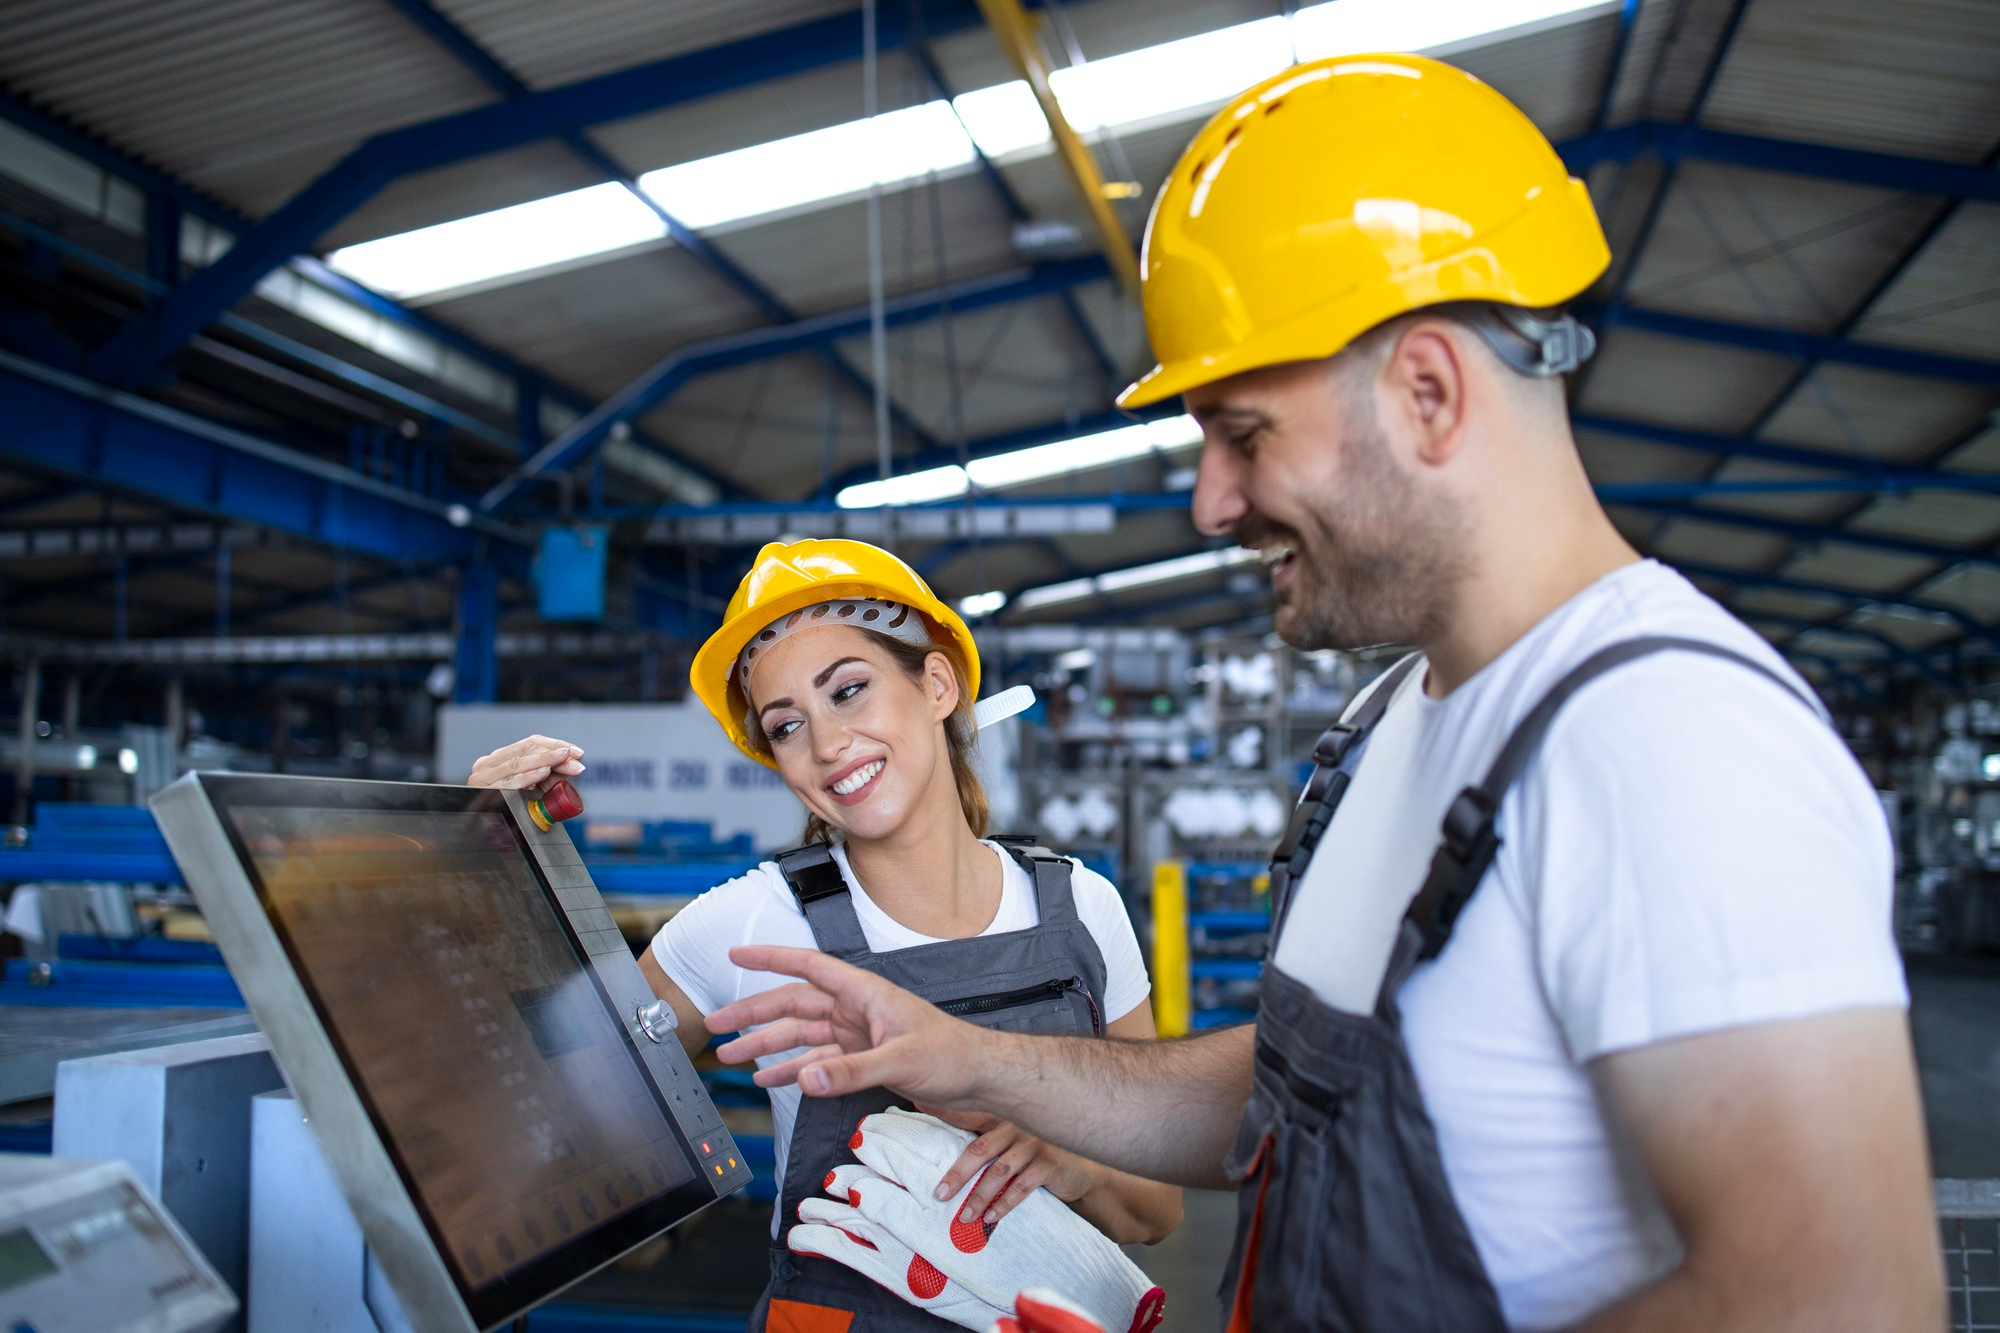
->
[[960, 1207, 974, 1223], [984, 1210, 997, 1225], [934, 1184, 951, 1201], [573, 761, 586, 771]]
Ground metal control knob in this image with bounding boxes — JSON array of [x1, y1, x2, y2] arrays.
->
[[634, 999, 678, 1044]]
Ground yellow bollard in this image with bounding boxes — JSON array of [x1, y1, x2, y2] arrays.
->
[[1151, 859, 1191, 1039]]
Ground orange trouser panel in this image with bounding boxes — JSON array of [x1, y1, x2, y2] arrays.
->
[[1226, 1137, 1273, 1333], [767, 1298, 857, 1333]]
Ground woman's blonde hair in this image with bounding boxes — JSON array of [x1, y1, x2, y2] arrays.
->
[[740, 631, 987, 845]]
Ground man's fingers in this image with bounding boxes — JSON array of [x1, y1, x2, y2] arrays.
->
[[714, 1014, 835, 1065], [752, 1043, 844, 1088], [708, 981, 837, 1039], [795, 1047, 898, 1099], [727, 944, 888, 999]]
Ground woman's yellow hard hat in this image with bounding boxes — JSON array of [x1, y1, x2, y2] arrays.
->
[[690, 539, 980, 767], [1119, 53, 1611, 408]]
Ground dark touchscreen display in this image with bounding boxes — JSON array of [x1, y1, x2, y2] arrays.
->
[[221, 802, 694, 1291]]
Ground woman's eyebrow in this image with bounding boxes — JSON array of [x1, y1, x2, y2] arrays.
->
[[813, 656, 865, 689]]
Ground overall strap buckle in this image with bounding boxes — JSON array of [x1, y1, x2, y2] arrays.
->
[[773, 843, 847, 905], [1407, 788, 1501, 960]]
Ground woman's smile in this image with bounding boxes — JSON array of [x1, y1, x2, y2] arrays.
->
[[826, 757, 886, 804]]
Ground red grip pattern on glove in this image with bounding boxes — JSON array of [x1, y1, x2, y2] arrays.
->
[[908, 1255, 948, 1300], [951, 1166, 998, 1253]]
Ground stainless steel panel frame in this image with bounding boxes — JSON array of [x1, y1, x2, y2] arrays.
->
[[150, 773, 748, 1333]]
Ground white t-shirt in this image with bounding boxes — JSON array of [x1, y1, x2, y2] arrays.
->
[[652, 839, 1151, 1232], [1270, 560, 1905, 1331]]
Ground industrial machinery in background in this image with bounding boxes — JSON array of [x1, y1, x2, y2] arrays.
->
[[1012, 632, 1405, 1034], [1889, 696, 2000, 955]]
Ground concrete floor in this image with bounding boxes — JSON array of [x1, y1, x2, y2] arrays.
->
[[1907, 952, 2000, 1180]]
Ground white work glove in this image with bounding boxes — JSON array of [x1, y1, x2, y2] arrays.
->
[[988, 1289, 1111, 1333], [840, 1109, 1165, 1333], [790, 1170, 1011, 1331]]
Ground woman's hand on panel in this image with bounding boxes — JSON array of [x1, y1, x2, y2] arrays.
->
[[467, 734, 585, 790], [921, 1107, 1097, 1227]]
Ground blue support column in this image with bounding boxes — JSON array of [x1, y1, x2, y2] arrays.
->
[[143, 194, 182, 301], [454, 563, 499, 704]]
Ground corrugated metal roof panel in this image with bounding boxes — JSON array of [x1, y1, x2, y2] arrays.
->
[[423, 242, 764, 398], [1780, 542, 1943, 591], [1575, 429, 1716, 485], [440, 0, 859, 92], [1639, 514, 1793, 567], [1696, 459, 1868, 522], [1844, 605, 1958, 649], [1578, 326, 1792, 431], [0, 0, 497, 218], [1940, 424, 2000, 474], [1758, 365, 1993, 461], [1700, 0, 2000, 161], [1849, 203, 2000, 364], [1845, 491, 2000, 545], [1726, 585, 1856, 622], [1915, 564, 2000, 618], [1618, 164, 1940, 334]]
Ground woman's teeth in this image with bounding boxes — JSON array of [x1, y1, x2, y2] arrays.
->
[[831, 760, 884, 796]]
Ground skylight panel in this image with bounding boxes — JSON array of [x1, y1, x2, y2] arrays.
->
[[328, 0, 1609, 301], [328, 182, 666, 299], [1014, 547, 1259, 611], [835, 414, 1202, 508], [640, 101, 976, 230]]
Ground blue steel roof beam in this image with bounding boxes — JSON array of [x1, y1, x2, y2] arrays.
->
[[1587, 0, 1642, 134], [1738, 610, 1965, 687], [904, 34, 1117, 388], [1574, 304, 2000, 387], [1669, 559, 2000, 649], [479, 257, 1109, 512], [0, 349, 528, 572], [1606, 496, 2000, 572], [378, 0, 942, 461], [1565, 0, 1752, 399], [155, 565, 449, 637], [0, 92, 729, 497], [84, 0, 989, 388]]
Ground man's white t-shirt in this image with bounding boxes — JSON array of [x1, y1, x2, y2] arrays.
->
[[652, 840, 1151, 1233], [1270, 559, 1905, 1331]]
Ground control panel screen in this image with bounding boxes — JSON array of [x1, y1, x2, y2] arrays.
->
[[210, 789, 699, 1309], [0, 1228, 54, 1292]]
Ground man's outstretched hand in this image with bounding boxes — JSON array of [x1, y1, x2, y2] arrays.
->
[[709, 945, 1002, 1108]]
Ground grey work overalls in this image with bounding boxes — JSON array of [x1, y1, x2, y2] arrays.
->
[[750, 837, 1110, 1333], [1220, 637, 1817, 1332]]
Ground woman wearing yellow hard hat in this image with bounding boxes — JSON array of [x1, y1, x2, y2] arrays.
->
[[471, 538, 1178, 1331]]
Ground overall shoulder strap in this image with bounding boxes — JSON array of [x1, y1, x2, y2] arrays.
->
[[989, 835, 1080, 923], [773, 843, 872, 961], [1399, 635, 1818, 970], [1269, 652, 1425, 937]]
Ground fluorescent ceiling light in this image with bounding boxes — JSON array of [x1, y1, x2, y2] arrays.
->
[[837, 414, 1202, 509], [328, 0, 1608, 301], [958, 589, 1009, 619], [1016, 547, 1259, 611]]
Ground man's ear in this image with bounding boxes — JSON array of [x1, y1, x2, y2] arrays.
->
[[1382, 319, 1469, 469]]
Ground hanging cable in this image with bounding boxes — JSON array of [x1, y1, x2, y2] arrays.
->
[[863, 0, 895, 549]]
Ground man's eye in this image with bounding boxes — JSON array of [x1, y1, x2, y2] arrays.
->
[[833, 681, 866, 704], [1228, 429, 1261, 455]]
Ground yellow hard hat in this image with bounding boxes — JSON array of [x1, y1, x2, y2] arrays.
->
[[689, 539, 980, 767], [1118, 53, 1611, 409]]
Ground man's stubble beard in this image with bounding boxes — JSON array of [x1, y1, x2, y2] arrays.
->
[[1275, 396, 1467, 653]]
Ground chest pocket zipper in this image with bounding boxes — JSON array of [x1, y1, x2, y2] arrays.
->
[[938, 976, 1102, 1035]]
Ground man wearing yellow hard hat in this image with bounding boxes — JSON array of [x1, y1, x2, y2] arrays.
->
[[704, 55, 1941, 1331]]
